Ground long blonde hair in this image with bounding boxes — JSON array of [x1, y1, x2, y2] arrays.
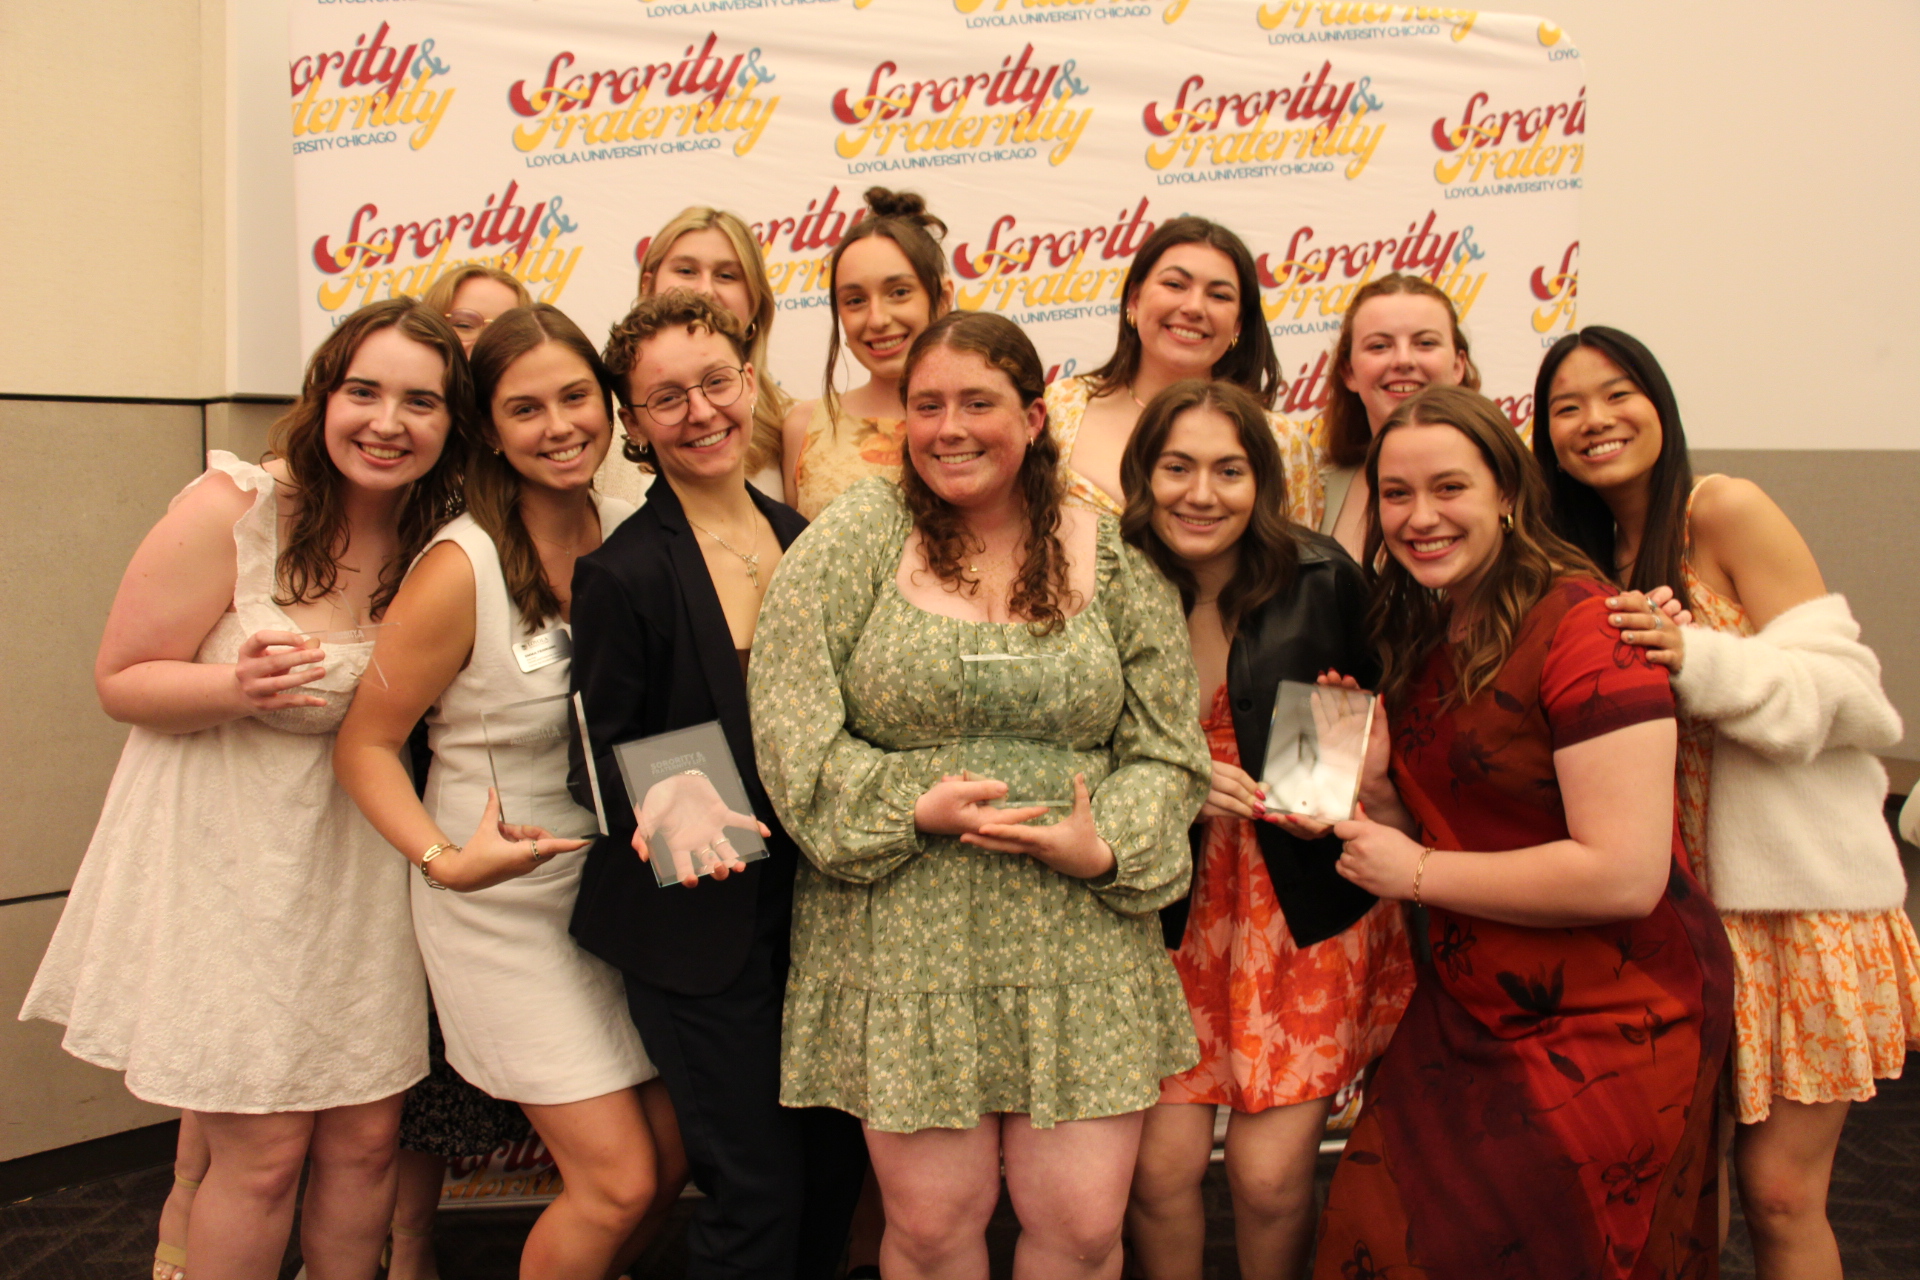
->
[[636, 207, 788, 477]]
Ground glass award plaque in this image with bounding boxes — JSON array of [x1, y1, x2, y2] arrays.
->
[[612, 721, 769, 888], [481, 692, 608, 840], [300, 623, 393, 688], [1259, 681, 1376, 822]]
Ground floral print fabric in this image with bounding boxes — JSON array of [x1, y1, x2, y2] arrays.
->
[[749, 478, 1212, 1132], [791, 399, 909, 521], [1159, 684, 1413, 1111], [1677, 483, 1920, 1124], [1314, 581, 1734, 1280]]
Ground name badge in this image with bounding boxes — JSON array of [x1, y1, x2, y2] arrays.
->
[[512, 626, 573, 674]]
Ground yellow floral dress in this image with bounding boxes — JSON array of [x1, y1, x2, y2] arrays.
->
[[791, 399, 908, 522], [749, 478, 1212, 1131], [1678, 483, 1920, 1124], [1043, 375, 1320, 527]]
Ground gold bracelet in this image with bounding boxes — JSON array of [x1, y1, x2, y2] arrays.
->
[[1412, 846, 1436, 906], [419, 841, 459, 891]]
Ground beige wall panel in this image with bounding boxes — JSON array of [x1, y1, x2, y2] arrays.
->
[[205, 399, 295, 468], [0, 0, 209, 399], [1694, 450, 1919, 762], [1, 898, 174, 1161], [0, 401, 205, 900]]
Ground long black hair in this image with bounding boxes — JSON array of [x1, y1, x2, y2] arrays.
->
[[1531, 326, 1695, 610]]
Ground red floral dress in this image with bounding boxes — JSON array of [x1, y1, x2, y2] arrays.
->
[[1315, 580, 1734, 1280], [1159, 685, 1414, 1112]]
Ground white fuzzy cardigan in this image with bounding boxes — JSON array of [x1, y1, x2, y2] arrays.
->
[[1671, 594, 1906, 911]]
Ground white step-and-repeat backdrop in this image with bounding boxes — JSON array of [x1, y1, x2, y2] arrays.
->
[[289, 1, 1584, 438]]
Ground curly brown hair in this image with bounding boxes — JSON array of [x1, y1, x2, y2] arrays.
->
[[1362, 385, 1601, 709], [898, 311, 1073, 635], [1325, 273, 1481, 468], [635, 207, 788, 476], [266, 298, 474, 619], [601, 289, 750, 473]]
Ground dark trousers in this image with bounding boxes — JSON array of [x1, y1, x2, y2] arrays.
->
[[624, 930, 867, 1280]]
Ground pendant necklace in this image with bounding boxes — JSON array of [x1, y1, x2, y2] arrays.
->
[[689, 519, 762, 588]]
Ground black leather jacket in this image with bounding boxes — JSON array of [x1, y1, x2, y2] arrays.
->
[[1161, 529, 1384, 950]]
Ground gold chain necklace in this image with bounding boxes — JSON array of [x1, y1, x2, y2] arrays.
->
[[688, 518, 762, 588]]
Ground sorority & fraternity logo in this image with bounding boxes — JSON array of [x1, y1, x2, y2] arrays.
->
[[1430, 86, 1585, 196], [949, 198, 1155, 318], [309, 181, 583, 312], [831, 44, 1093, 173], [1141, 61, 1384, 182], [291, 22, 456, 153], [1530, 240, 1577, 335], [508, 35, 780, 163]]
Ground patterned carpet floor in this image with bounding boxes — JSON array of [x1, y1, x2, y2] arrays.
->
[[4, 1052, 1915, 1279]]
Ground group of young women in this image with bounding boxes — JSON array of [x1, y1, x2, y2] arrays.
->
[[19, 187, 1917, 1280]]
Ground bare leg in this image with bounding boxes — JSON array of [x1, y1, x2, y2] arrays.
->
[[1004, 1111, 1146, 1280], [865, 1117, 1005, 1280], [188, 1110, 316, 1280], [519, 1089, 658, 1280], [298, 1094, 405, 1280], [156, 1112, 210, 1280], [1124, 1104, 1215, 1280], [1735, 1097, 1851, 1280], [1222, 1097, 1331, 1280], [387, 1149, 447, 1280], [605, 1080, 688, 1280]]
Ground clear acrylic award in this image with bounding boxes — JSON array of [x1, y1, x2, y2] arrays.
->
[[612, 721, 769, 888], [481, 692, 608, 840], [1259, 681, 1376, 822], [300, 623, 394, 689]]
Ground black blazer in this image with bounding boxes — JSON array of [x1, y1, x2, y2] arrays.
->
[[1161, 529, 1384, 951], [568, 480, 808, 997]]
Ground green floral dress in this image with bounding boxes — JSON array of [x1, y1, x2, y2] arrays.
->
[[750, 478, 1210, 1132]]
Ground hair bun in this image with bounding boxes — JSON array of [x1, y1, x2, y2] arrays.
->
[[863, 187, 946, 240]]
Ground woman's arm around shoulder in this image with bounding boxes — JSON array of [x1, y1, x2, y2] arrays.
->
[[1086, 523, 1212, 914], [749, 477, 937, 883]]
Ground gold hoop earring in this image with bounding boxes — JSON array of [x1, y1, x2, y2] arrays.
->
[[1229, 331, 1240, 350], [1500, 512, 1514, 533], [1125, 310, 1137, 328]]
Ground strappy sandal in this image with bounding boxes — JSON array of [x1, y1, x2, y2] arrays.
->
[[153, 1173, 200, 1280]]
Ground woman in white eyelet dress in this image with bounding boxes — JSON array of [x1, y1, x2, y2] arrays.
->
[[21, 297, 471, 1280]]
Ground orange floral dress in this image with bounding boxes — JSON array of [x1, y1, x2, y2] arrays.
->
[[1677, 484, 1920, 1124], [1159, 684, 1414, 1112], [791, 400, 908, 521]]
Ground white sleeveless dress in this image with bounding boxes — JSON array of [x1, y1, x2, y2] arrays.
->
[[20, 452, 428, 1113], [411, 505, 657, 1105]]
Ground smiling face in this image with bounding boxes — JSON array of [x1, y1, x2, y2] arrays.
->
[[1375, 422, 1511, 602], [835, 235, 945, 383], [1148, 405, 1256, 575], [489, 340, 612, 494], [619, 324, 756, 488], [446, 275, 522, 354], [1129, 242, 1242, 381], [322, 325, 453, 492], [647, 228, 755, 329], [904, 345, 1044, 513], [1545, 345, 1664, 496], [1342, 294, 1470, 434]]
